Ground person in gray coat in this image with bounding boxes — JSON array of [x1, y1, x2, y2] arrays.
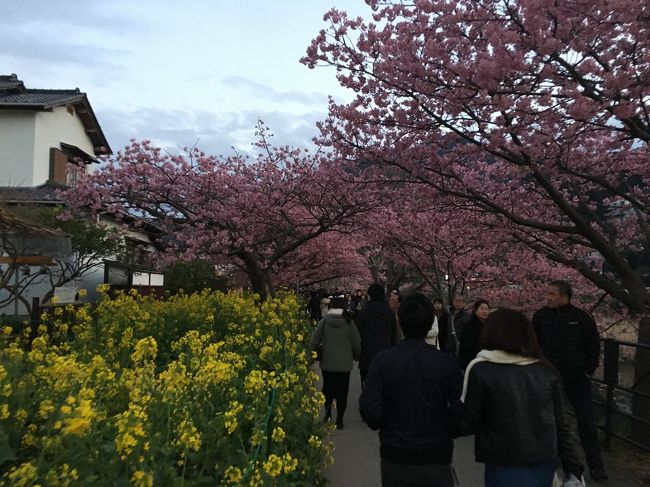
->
[[311, 295, 362, 429]]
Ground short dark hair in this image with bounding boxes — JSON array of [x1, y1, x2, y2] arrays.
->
[[367, 284, 386, 302], [480, 308, 543, 358], [398, 293, 434, 339], [433, 297, 444, 306], [329, 296, 353, 323], [550, 280, 572, 299], [472, 299, 489, 312]]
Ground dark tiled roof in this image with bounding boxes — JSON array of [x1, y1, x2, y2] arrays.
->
[[0, 89, 85, 108], [0, 74, 112, 155], [0, 183, 65, 204], [0, 74, 24, 91]]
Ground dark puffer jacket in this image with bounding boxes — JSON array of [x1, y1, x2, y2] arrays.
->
[[356, 300, 398, 371]]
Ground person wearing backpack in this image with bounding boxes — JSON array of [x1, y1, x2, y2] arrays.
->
[[311, 296, 361, 429]]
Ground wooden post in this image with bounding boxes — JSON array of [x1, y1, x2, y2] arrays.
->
[[27, 297, 40, 349], [603, 339, 619, 449], [633, 317, 650, 447]]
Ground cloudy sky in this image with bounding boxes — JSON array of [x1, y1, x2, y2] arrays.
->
[[1, 1, 371, 155]]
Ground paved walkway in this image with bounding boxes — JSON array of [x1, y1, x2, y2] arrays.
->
[[321, 366, 639, 486]]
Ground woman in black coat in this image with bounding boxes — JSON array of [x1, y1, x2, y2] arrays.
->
[[462, 308, 584, 486], [458, 299, 490, 370]]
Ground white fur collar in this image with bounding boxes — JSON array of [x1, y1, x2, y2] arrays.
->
[[326, 309, 344, 317]]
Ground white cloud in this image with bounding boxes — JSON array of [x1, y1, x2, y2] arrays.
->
[[1, 0, 370, 154]]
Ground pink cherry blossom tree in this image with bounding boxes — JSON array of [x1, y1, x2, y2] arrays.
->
[[64, 124, 381, 299], [272, 232, 371, 290], [358, 187, 597, 312], [303, 0, 650, 318]]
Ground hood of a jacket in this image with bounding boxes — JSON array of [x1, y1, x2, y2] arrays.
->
[[325, 309, 349, 328]]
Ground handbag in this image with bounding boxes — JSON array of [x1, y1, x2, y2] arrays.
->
[[553, 472, 586, 487]]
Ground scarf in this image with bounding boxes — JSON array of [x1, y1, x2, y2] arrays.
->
[[461, 349, 539, 402], [326, 309, 343, 317]]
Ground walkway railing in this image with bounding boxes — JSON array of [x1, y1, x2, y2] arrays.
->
[[590, 338, 650, 452]]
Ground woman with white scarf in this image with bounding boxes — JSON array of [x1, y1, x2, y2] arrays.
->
[[462, 309, 584, 487]]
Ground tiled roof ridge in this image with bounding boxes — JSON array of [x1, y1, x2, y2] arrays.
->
[[24, 88, 82, 94]]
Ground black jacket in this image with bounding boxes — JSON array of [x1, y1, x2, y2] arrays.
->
[[458, 314, 484, 370], [356, 301, 398, 371], [451, 309, 471, 339], [359, 339, 463, 465], [308, 295, 321, 320], [532, 304, 600, 381], [464, 361, 582, 472]]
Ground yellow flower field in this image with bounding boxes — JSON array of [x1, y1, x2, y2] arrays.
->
[[0, 289, 330, 486]]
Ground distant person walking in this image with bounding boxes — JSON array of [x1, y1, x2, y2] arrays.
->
[[533, 280, 607, 481], [389, 288, 403, 341], [463, 308, 584, 487], [458, 300, 490, 370], [320, 294, 331, 320], [446, 295, 471, 356], [430, 298, 450, 350], [360, 293, 463, 487], [308, 290, 322, 324], [356, 284, 398, 386], [311, 296, 361, 430]]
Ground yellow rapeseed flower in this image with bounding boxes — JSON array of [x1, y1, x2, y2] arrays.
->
[[131, 470, 153, 487], [223, 466, 242, 484], [15, 408, 27, 422], [281, 453, 298, 474], [271, 426, 285, 442], [5, 461, 38, 487], [176, 418, 201, 452], [308, 435, 322, 449], [131, 337, 158, 363], [262, 454, 283, 478]]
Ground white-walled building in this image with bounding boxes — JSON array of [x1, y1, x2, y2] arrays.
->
[[0, 73, 111, 187], [0, 74, 163, 317]]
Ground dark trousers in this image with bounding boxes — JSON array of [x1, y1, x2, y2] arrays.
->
[[360, 369, 368, 387], [322, 371, 351, 421], [564, 374, 604, 470], [381, 460, 454, 487]]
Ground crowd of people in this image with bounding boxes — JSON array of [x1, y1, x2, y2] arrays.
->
[[308, 281, 606, 487]]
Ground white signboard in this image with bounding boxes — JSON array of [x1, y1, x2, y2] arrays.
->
[[132, 272, 150, 286], [150, 273, 164, 287], [131, 272, 165, 287], [53, 286, 78, 304]]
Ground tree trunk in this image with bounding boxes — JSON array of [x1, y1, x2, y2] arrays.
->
[[237, 251, 272, 300]]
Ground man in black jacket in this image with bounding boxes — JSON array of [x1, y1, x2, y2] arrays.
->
[[356, 284, 398, 386], [360, 293, 463, 487], [533, 280, 608, 481]]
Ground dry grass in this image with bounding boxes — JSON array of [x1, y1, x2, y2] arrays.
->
[[603, 440, 650, 486]]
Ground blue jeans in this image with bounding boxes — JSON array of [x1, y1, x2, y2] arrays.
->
[[484, 462, 557, 487]]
